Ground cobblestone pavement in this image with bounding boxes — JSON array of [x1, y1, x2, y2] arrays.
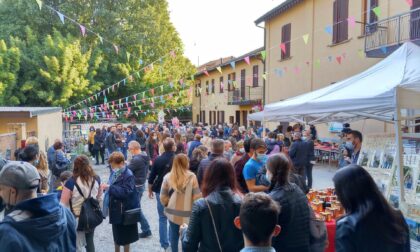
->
[[92, 163, 336, 252]]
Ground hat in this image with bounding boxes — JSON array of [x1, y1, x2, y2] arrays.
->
[[0, 161, 40, 190]]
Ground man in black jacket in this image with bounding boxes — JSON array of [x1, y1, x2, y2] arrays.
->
[[127, 141, 151, 238], [106, 126, 118, 154], [197, 139, 225, 187], [289, 131, 313, 176], [147, 138, 175, 250]]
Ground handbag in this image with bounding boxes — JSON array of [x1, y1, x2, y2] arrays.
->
[[204, 198, 222, 252], [123, 208, 141, 225]]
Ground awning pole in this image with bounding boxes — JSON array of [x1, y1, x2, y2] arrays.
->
[[394, 88, 405, 202]]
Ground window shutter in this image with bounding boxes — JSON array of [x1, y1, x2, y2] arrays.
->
[[228, 74, 231, 91], [281, 23, 291, 59], [333, 0, 338, 44], [220, 76, 224, 93], [340, 0, 349, 42], [253, 65, 259, 87]]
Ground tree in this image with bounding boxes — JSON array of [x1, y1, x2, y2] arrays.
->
[[0, 40, 21, 105]]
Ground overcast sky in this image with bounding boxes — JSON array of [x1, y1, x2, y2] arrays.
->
[[167, 0, 285, 66]]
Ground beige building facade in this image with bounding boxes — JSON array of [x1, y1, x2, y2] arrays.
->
[[0, 107, 63, 154], [192, 48, 265, 127], [256, 0, 420, 136]]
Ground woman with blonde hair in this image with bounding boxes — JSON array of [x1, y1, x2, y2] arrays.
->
[[160, 154, 201, 252], [25, 136, 49, 192]]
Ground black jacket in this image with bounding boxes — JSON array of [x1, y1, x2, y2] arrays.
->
[[93, 133, 105, 151], [182, 187, 243, 252], [128, 153, 150, 186], [106, 132, 117, 152], [289, 139, 314, 167], [269, 183, 310, 252], [148, 151, 175, 193], [336, 211, 410, 252]]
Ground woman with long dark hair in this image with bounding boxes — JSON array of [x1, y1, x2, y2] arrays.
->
[[61, 155, 102, 252], [334, 165, 409, 252], [182, 158, 243, 252], [266, 153, 310, 252]]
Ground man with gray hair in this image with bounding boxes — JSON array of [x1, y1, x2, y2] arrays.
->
[[0, 161, 76, 251], [197, 139, 226, 186], [128, 141, 152, 238]]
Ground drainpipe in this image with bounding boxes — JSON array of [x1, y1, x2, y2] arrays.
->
[[256, 23, 266, 107]]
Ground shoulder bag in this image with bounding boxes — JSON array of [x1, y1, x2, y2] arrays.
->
[[204, 198, 222, 252]]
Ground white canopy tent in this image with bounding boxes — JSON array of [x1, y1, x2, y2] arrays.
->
[[249, 42, 420, 202]]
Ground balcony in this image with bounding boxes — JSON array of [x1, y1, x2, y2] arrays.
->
[[228, 86, 263, 106], [365, 7, 420, 58]]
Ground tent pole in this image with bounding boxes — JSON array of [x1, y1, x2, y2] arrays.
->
[[394, 88, 405, 202]]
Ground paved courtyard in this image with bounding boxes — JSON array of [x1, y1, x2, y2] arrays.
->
[[93, 163, 336, 252]]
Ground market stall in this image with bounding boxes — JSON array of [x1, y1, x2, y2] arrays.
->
[[249, 42, 420, 248]]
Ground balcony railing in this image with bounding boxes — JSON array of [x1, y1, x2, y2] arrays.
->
[[365, 7, 420, 57], [228, 86, 263, 106]]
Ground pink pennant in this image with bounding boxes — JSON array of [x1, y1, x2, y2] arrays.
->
[[244, 56, 250, 65], [348, 16, 356, 28], [150, 89, 155, 96], [79, 25, 86, 37], [150, 103, 155, 108], [127, 107, 131, 115], [126, 102, 129, 108], [90, 113, 94, 118], [112, 101, 115, 106], [180, 79, 184, 85], [203, 70, 209, 77], [280, 43, 287, 54], [113, 44, 119, 54], [406, 0, 413, 7], [336, 56, 342, 64], [133, 94, 137, 101], [70, 116, 74, 122]]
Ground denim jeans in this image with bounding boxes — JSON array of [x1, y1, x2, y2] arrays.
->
[[156, 192, 169, 249], [169, 221, 180, 252], [136, 185, 150, 233]]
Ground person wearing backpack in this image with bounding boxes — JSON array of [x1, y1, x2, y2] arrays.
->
[[61, 155, 103, 252]]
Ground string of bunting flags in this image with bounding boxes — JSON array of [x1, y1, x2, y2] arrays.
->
[[196, 1, 409, 77], [32, 0, 183, 111]]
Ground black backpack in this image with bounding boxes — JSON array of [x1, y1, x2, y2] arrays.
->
[[70, 179, 103, 232], [151, 155, 174, 192], [52, 151, 69, 177]]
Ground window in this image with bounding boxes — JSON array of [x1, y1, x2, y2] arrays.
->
[[201, 111, 206, 123], [228, 73, 236, 91], [211, 79, 215, 93], [209, 110, 213, 125], [363, 0, 378, 34], [241, 69, 246, 99], [253, 65, 259, 87], [281, 23, 291, 59], [333, 0, 349, 44], [416, 118, 420, 133], [195, 83, 201, 97], [219, 76, 224, 93], [206, 81, 209, 95]]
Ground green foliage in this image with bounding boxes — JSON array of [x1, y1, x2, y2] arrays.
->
[[0, 0, 195, 111]]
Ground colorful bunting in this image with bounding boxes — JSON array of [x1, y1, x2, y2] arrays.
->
[[216, 67, 222, 74], [203, 70, 209, 77], [372, 6, 381, 18], [302, 34, 309, 45], [261, 50, 266, 61], [57, 11, 65, 24], [406, 0, 413, 7], [325, 25, 333, 35], [244, 56, 250, 65], [280, 43, 287, 54], [230, 62, 236, 69], [79, 25, 86, 37], [35, 0, 42, 10]]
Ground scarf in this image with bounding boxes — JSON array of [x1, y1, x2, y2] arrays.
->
[[110, 167, 124, 184]]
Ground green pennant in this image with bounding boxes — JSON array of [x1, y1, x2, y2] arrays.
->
[[261, 50, 266, 61]]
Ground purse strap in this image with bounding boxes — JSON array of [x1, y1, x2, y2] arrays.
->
[[204, 198, 222, 252]]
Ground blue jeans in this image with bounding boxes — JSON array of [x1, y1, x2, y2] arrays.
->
[[156, 192, 169, 249], [136, 185, 151, 233], [169, 221, 180, 252]]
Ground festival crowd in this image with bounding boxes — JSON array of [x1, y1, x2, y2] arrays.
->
[[0, 121, 410, 252]]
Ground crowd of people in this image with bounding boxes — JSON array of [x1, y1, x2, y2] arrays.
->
[[0, 121, 410, 252]]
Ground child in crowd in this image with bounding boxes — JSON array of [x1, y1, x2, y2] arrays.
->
[[55, 171, 73, 200]]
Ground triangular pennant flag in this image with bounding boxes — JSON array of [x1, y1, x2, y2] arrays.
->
[[358, 49, 365, 58], [244, 56, 250, 65], [262, 72, 268, 80], [138, 59, 143, 65], [203, 70, 209, 77], [302, 34, 309, 45], [380, 46, 387, 54], [57, 11, 65, 24], [35, 0, 42, 10], [126, 52, 131, 62], [136, 72, 140, 79], [134, 111, 138, 116], [336, 56, 342, 64], [230, 61, 236, 69], [138, 105, 142, 110], [123, 79, 126, 86], [261, 50, 266, 61], [133, 94, 137, 101], [79, 25, 86, 37], [406, 0, 413, 7], [113, 44, 119, 54], [125, 97, 129, 103], [97, 35, 103, 44], [160, 86, 164, 92], [325, 25, 333, 35], [372, 6, 381, 18], [280, 43, 287, 54], [191, 75, 195, 81], [150, 103, 155, 108], [348, 16, 356, 28], [216, 67, 222, 74]]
